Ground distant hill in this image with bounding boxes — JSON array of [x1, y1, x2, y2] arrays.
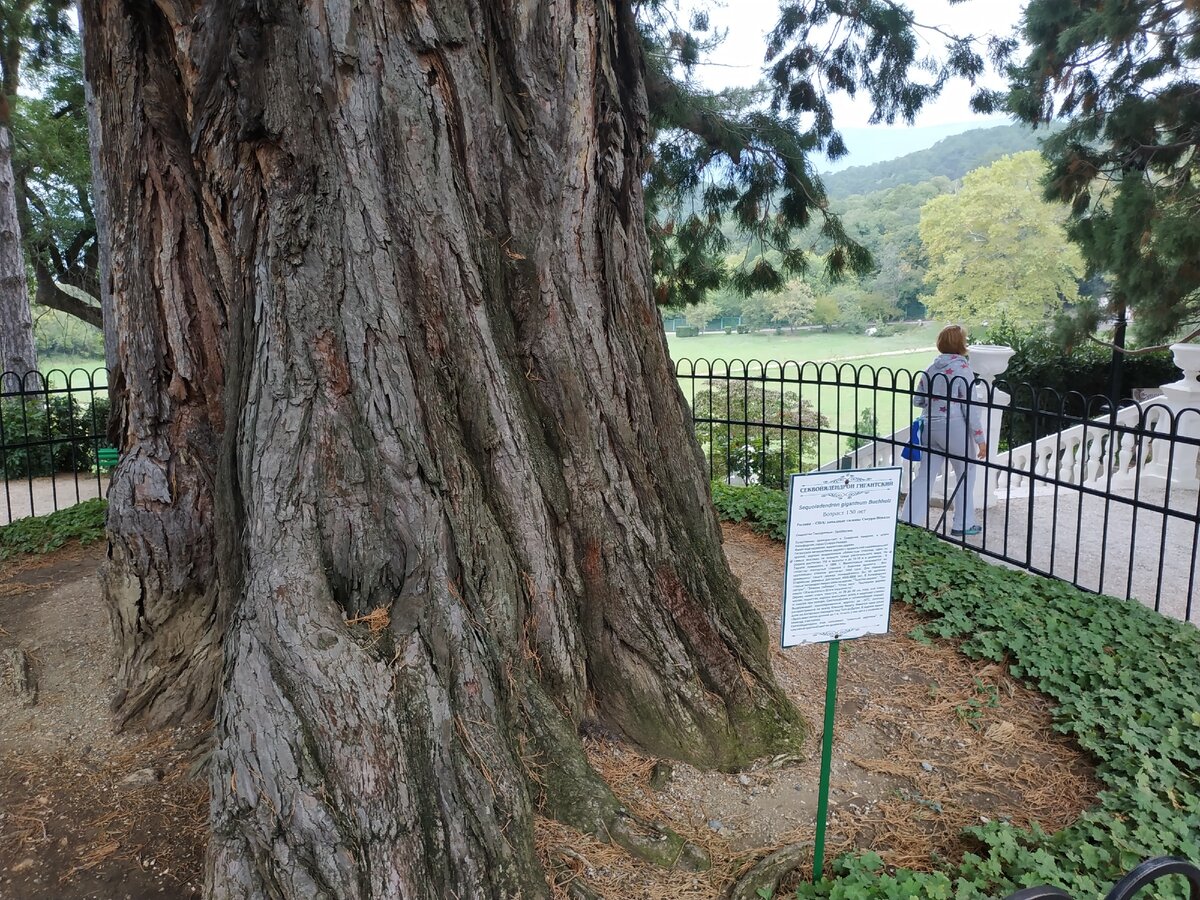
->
[[821, 118, 1010, 173], [821, 124, 1051, 198]]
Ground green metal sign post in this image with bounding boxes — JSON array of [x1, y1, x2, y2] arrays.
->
[[779, 467, 903, 885], [812, 638, 841, 881]]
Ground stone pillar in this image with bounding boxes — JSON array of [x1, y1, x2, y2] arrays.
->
[[1142, 343, 1200, 491], [966, 344, 1014, 508]]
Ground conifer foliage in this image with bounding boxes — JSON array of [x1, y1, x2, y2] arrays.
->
[[1001, 0, 1200, 342]]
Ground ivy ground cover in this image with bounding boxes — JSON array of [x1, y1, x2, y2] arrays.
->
[[712, 484, 1200, 899]]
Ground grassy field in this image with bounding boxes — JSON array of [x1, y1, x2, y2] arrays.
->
[[669, 330, 936, 467], [666, 323, 938, 367], [38, 354, 108, 388]]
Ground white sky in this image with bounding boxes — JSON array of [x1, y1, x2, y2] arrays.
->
[[678, 0, 1025, 149]]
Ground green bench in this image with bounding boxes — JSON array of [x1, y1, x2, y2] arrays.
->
[[96, 447, 120, 470]]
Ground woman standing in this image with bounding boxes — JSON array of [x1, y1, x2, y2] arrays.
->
[[900, 325, 988, 536]]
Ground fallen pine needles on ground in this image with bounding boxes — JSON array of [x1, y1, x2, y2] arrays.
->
[[712, 483, 1200, 899]]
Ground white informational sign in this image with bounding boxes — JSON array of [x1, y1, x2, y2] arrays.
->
[[781, 467, 902, 647]]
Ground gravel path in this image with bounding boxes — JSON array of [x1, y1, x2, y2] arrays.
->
[[1, 473, 109, 525]]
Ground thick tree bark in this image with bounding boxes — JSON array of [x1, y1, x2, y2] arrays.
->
[[81, 2, 227, 728], [85, 1, 804, 896], [0, 122, 36, 384]]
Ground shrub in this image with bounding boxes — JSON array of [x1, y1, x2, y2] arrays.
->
[[724, 326, 733, 334], [845, 407, 877, 451], [0, 498, 108, 559], [691, 383, 826, 488], [0, 393, 111, 479], [737, 325, 751, 334], [676, 325, 700, 337]]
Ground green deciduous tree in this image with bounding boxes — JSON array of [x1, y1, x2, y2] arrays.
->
[[11, 40, 101, 330], [919, 152, 1084, 323], [812, 293, 841, 331], [765, 278, 815, 330]]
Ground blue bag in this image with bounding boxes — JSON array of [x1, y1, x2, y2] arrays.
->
[[900, 418, 923, 462]]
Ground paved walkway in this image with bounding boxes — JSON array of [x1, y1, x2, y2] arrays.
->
[[912, 480, 1200, 624], [1, 474, 109, 526]]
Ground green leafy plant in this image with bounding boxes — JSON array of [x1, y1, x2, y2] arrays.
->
[[711, 483, 790, 541], [846, 407, 877, 452], [711, 485, 1200, 899], [0, 393, 110, 479], [693, 384, 825, 489], [0, 498, 107, 559], [955, 679, 1000, 731]]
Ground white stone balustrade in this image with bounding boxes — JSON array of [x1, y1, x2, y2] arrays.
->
[[1140, 343, 1200, 491], [967, 344, 1015, 508], [993, 342, 1200, 500]]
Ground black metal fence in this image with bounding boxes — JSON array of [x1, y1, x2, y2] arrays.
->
[[0, 368, 112, 526], [1005, 856, 1200, 899], [678, 358, 1200, 624], [4, 358, 1200, 624]]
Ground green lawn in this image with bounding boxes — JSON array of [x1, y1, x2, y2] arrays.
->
[[37, 355, 107, 389], [670, 331, 935, 467], [666, 323, 938, 367]]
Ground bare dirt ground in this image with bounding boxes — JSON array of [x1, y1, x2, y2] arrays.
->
[[0, 545, 206, 900], [0, 525, 1097, 899]]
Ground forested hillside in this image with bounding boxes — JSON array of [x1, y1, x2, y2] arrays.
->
[[821, 124, 1047, 198], [665, 126, 1079, 333]]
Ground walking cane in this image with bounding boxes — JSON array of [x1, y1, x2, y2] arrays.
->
[[932, 470, 968, 534]]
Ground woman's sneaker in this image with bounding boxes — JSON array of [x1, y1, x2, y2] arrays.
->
[[951, 525, 982, 536]]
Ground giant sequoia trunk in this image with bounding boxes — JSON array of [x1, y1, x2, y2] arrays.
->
[[0, 121, 36, 384], [84, 2, 804, 895], [80, 4, 227, 728]]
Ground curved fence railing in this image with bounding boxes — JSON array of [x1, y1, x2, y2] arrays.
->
[[0, 367, 113, 526], [1003, 856, 1200, 899]]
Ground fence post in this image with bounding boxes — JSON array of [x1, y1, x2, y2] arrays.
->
[[967, 344, 1014, 508], [1141, 343, 1200, 491]]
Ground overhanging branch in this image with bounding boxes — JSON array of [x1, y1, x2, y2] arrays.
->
[[32, 259, 102, 329], [1087, 326, 1200, 356]]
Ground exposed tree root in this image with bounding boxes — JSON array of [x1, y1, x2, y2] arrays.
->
[[726, 842, 811, 900], [523, 679, 710, 872]]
